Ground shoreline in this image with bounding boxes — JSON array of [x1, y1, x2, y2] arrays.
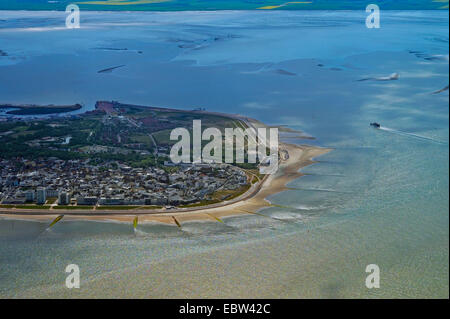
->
[[0, 142, 331, 225]]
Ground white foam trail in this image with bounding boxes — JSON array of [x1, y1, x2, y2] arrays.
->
[[379, 127, 447, 145], [291, 187, 352, 194], [269, 212, 303, 220], [295, 204, 329, 211]]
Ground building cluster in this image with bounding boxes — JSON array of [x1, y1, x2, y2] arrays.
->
[[0, 158, 248, 207]]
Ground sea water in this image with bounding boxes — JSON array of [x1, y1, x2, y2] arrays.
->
[[0, 10, 448, 298]]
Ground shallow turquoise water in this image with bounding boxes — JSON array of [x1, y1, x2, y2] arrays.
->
[[0, 10, 448, 298]]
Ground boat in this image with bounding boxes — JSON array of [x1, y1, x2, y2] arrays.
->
[[370, 122, 381, 128]]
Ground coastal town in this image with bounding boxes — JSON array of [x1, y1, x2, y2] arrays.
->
[[0, 101, 264, 210], [0, 157, 249, 208]]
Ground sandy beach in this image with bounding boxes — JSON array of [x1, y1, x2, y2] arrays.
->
[[0, 143, 330, 226]]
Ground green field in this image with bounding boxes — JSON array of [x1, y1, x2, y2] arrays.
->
[[0, 101, 258, 170], [53, 206, 94, 210], [96, 205, 163, 210], [0, 205, 51, 209]]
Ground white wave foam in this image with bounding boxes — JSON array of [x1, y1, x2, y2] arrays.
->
[[295, 204, 329, 210], [379, 127, 447, 145], [268, 212, 303, 220]]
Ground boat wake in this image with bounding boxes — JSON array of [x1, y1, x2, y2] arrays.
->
[[379, 127, 447, 145]]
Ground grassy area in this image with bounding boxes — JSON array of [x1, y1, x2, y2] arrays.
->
[[11, 130, 37, 138], [137, 205, 162, 210], [128, 133, 154, 148], [0, 205, 15, 208], [179, 199, 222, 208], [152, 129, 175, 146], [97, 205, 162, 210], [96, 206, 141, 210], [0, 204, 51, 209], [53, 205, 94, 210], [225, 184, 252, 201], [49, 205, 163, 210], [210, 189, 233, 200], [46, 197, 58, 204], [0, 101, 261, 170], [179, 183, 251, 208]]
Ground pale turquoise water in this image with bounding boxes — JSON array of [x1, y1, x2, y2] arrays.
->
[[0, 10, 448, 298]]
